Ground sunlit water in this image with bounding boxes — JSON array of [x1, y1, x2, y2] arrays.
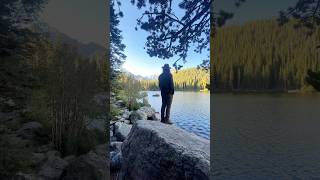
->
[[146, 91, 210, 139], [212, 93, 320, 179]]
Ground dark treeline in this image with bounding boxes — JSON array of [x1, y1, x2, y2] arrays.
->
[[139, 68, 209, 91], [26, 39, 107, 154], [1, 28, 107, 178], [3, 35, 107, 153], [213, 19, 320, 92]]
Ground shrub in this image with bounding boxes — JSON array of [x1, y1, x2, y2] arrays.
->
[[62, 129, 105, 157], [301, 84, 317, 93], [25, 89, 52, 130], [110, 104, 121, 120], [24, 42, 106, 154], [117, 73, 148, 110]]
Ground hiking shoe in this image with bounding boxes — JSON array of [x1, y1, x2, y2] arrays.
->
[[165, 119, 173, 125]]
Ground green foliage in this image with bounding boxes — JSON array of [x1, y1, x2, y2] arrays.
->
[[24, 39, 107, 154], [26, 89, 51, 129], [110, 0, 126, 79], [140, 68, 210, 91], [117, 73, 148, 110], [131, 0, 211, 69], [1, 0, 109, 164], [301, 84, 317, 93], [110, 104, 121, 119], [141, 92, 150, 107], [62, 129, 105, 157], [213, 19, 320, 91]]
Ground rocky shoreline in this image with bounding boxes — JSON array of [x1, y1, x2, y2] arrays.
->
[[110, 98, 210, 180], [109, 99, 160, 177], [0, 96, 107, 180], [1, 94, 210, 180]]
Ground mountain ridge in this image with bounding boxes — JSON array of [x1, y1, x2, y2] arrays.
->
[[43, 25, 106, 58]]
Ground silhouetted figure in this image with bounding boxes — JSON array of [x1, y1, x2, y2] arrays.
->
[[158, 64, 174, 124]]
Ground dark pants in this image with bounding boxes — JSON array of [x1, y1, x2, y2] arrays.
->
[[161, 93, 173, 121]]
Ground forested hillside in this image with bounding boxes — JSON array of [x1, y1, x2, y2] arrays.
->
[[139, 68, 209, 91], [213, 19, 320, 92]]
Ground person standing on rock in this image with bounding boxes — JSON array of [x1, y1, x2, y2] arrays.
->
[[158, 64, 174, 124]]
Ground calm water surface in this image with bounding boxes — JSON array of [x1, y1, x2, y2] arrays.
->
[[147, 91, 210, 139], [213, 93, 320, 179]]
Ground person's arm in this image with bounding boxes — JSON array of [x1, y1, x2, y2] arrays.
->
[[169, 74, 174, 95], [158, 76, 162, 90]]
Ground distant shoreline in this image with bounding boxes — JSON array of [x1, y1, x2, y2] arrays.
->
[[145, 90, 210, 93], [145, 89, 319, 94], [212, 89, 320, 94]]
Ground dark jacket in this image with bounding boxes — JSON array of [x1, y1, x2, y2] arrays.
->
[[158, 72, 174, 95]]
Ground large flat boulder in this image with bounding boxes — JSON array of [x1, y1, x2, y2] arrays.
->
[[119, 120, 210, 180]]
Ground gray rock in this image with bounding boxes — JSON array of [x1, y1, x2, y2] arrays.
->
[[86, 118, 104, 133], [16, 121, 43, 139], [38, 151, 68, 180], [110, 151, 117, 159], [5, 99, 16, 107], [36, 144, 54, 153], [63, 155, 76, 163], [119, 120, 210, 180], [151, 112, 161, 121], [110, 151, 122, 171], [115, 122, 132, 141], [6, 134, 31, 147], [46, 150, 61, 158], [124, 120, 131, 124], [138, 106, 156, 119], [0, 111, 18, 122], [14, 172, 39, 180], [115, 100, 125, 107], [110, 141, 123, 152], [129, 110, 146, 124], [122, 110, 131, 119], [31, 153, 46, 165], [60, 144, 107, 180], [110, 136, 117, 142]]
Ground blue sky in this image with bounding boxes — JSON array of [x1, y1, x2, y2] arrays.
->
[[119, 0, 298, 76], [119, 2, 209, 77]]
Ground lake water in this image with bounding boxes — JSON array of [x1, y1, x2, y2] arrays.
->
[[212, 93, 320, 179], [146, 91, 210, 139]]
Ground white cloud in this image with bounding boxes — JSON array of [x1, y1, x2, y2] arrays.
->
[[122, 61, 161, 77]]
